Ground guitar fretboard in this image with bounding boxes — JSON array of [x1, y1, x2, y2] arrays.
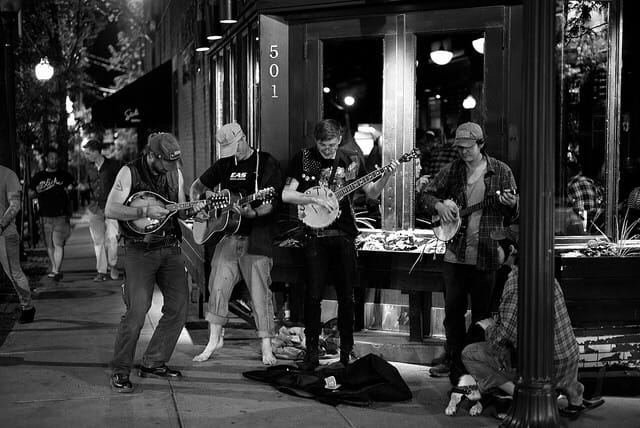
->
[[219, 192, 266, 213]]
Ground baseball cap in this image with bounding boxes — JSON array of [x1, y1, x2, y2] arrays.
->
[[490, 224, 519, 244], [148, 132, 181, 171], [454, 122, 484, 147], [216, 123, 245, 158], [82, 139, 103, 152]]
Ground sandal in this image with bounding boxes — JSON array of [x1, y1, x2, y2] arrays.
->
[[559, 398, 605, 420]]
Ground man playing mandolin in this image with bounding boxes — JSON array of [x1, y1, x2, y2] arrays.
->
[[418, 122, 518, 384], [189, 122, 283, 365], [106, 132, 206, 393], [282, 119, 399, 370]]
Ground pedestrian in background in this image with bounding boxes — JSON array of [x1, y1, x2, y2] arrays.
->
[[0, 165, 35, 323], [82, 139, 121, 281], [30, 148, 75, 282]]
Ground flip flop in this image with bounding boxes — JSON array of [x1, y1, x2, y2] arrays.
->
[[559, 398, 605, 420]]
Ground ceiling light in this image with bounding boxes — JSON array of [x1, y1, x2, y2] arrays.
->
[[472, 37, 485, 54], [430, 40, 453, 65], [205, 1, 223, 40], [35, 57, 54, 81], [343, 95, 355, 107], [219, 0, 237, 24], [463, 95, 477, 109]]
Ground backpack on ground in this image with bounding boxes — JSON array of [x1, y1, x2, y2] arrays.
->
[[243, 353, 413, 406]]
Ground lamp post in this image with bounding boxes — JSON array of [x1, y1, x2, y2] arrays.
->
[[35, 57, 54, 80]]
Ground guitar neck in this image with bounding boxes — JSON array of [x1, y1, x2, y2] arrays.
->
[[219, 192, 263, 214], [165, 200, 201, 212], [334, 163, 394, 200]]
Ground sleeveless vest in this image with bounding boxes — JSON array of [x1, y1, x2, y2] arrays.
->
[[119, 156, 181, 241]]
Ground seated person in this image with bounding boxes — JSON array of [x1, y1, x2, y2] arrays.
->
[[566, 161, 603, 233], [461, 225, 604, 419]]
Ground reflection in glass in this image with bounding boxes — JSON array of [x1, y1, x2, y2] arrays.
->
[[556, 0, 610, 236], [619, 1, 640, 238], [414, 32, 485, 229], [322, 38, 383, 228]]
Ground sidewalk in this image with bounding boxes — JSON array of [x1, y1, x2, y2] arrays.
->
[[0, 215, 638, 427]]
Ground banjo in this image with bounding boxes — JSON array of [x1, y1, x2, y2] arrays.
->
[[299, 149, 420, 229], [432, 188, 516, 242], [123, 190, 228, 235]]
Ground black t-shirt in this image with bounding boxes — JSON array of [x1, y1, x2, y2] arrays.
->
[[287, 146, 368, 237], [199, 152, 263, 236], [30, 169, 75, 217]]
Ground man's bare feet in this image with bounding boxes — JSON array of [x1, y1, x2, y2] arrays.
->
[[261, 337, 277, 365], [193, 325, 224, 362]]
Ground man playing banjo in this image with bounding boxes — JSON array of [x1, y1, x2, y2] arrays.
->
[[418, 122, 518, 384], [106, 132, 205, 393], [282, 119, 398, 370]]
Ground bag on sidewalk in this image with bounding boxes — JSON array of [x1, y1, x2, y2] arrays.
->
[[243, 353, 412, 406]]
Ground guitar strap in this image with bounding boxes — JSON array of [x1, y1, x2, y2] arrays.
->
[[327, 152, 340, 187]]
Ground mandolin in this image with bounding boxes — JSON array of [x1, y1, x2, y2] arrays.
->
[[299, 149, 420, 229], [431, 188, 516, 242], [124, 190, 228, 235], [192, 187, 276, 245]]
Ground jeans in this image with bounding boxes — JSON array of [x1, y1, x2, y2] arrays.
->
[[111, 244, 188, 375], [303, 234, 357, 355], [442, 262, 495, 369], [462, 341, 517, 392], [0, 233, 32, 309], [88, 207, 119, 274], [206, 235, 275, 338]]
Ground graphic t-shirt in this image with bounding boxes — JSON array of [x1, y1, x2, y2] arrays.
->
[[199, 152, 262, 236], [0, 167, 21, 236], [30, 169, 75, 217], [286, 146, 368, 237]]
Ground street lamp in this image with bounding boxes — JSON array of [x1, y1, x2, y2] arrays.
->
[[35, 57, 54, 80]]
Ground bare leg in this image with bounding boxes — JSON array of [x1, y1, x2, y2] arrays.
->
[[47, 247, 56, 273], [193, 323, 224, 362], [53, 244, 64, 273], [261, 337, 276, 365]]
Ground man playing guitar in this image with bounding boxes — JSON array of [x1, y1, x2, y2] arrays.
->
[[418, 122, 518, 384], [106, 132, 206, 393], [189, 122, 283, 365], [282, 119, 398, 370]]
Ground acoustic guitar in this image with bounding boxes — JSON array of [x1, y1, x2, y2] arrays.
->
[[124, 190, 228, 235], [299, 149, 420, 229], [192, 187, 276, 245], [432, 189, 516, 242]]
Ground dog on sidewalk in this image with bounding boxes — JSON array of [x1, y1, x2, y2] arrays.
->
[[445, 374, 483, 416]]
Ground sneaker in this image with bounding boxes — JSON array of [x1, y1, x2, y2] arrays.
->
[[93, 273, 108, 282], [47, 272, 56, 278], [110, 266, 120, 280], [138, 364, 182, 379], [339, 350, 358, 366], [18, 307, 36, 324], [52, 272, 63, 281], [429, 360, 451, 377], [110, 373, 134, 393]]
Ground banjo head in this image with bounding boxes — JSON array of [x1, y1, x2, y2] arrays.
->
[[299, 186, 340, 229], [432, 216, 462, 242]]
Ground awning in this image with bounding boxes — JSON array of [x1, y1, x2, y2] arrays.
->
[[91, 61, 172, 131]]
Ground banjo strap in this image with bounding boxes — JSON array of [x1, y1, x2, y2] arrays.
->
[[327, 153, 340, 187]]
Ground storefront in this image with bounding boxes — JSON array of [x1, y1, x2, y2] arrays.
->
[[137, 0, 639, 359]]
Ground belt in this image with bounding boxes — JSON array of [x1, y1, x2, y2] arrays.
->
[[306, 228, 346, 238], [124, 236, 179, 251]]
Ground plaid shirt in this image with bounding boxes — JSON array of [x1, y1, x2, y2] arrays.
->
[[486, 267, 580, 387], [418, 155, 518, 271], [567, 174, 603, 213], [421, 146, 459, 177]]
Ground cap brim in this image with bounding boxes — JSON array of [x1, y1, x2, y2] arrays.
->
[[218, 140, 238, 158], [161, 159, 180, 171], [453, 139, 476, 147]]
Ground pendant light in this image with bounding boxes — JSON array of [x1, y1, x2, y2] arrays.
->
[[205, 0, 223, 40], [194, 0, 210, 52], [219, 0, 237, 24], [472, 37, 485, 54], [430, 40, 453, 66]]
